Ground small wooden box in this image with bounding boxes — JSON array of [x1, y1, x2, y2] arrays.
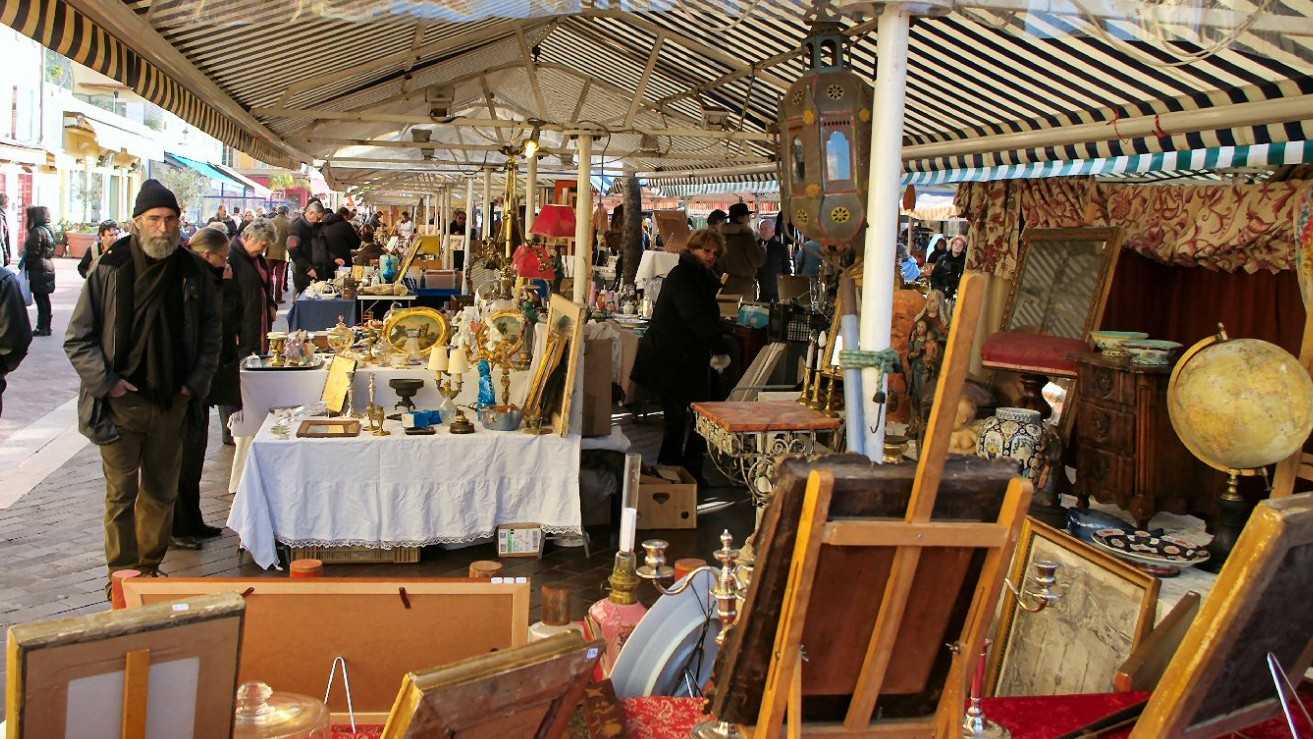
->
[[637, 466, 698, 529]]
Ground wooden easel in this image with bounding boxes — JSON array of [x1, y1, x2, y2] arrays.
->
[[751, 272, 1034, 738]]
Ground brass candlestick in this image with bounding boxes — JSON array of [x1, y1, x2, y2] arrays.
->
[[365, 374, 389, 436]]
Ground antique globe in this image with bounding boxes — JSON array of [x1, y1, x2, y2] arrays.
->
[[1167, 330, 1313, 473]]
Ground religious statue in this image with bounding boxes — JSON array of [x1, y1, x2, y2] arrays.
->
[[906, 290, 949, 444]]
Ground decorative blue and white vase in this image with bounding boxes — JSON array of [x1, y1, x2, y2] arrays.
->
[[975, 407, 1058, 490]]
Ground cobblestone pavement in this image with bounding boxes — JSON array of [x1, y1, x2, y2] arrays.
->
[[0, 258, 83, 444]]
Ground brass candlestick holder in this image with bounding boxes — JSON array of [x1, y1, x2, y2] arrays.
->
[[436, 370, 475, 434], [637, 530, 746, 648], [365, 374, 389, 436]]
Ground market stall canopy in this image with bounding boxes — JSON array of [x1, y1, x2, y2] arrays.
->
[[7, 0, 1311, 199]]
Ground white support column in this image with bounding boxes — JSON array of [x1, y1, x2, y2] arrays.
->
[[525, 153, 538, 236], [572, 134, 594, 305], [859, 4, 911, 462], [442, 188, 452, 269], [463, 176, 474, 282]]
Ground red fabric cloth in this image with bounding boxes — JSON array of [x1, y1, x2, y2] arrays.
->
[[980, 330, 1086, 376]]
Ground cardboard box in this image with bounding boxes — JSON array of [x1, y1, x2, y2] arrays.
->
[[637, 466, 698, 529], [582, 337, 613, 437], [423, 269, 461, 289]]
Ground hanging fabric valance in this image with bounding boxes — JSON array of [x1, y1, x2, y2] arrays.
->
[[0, 0, 295, 168], [957, 178, 1313, 277]]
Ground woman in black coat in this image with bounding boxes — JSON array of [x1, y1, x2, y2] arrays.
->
[[321, 207, 361, 272], [929, 234, 967, 301], [631, 229, 729, 480], [22, 206, 56, 336]]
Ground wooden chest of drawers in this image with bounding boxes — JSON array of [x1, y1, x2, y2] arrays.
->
[[1074, 353, 1205, 527]]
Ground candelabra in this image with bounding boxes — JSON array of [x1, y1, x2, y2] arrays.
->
[[1004, 559, 1061, 613], [637, 530, 749, 739], [960, 560, 1062, 739]]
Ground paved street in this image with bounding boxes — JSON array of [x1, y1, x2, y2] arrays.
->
[[0, 258, 82, 445]]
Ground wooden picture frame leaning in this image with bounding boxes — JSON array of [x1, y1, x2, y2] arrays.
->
[[542, 294, 585, 436], [120, 578, 530, 716], [321, 355, 357, 415], [381, 632, 603, 738], [988, 517, 1158, 697], [1131, 493, 1313, 738], [6, 593, 245, 739]]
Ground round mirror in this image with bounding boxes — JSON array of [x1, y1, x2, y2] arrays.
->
[[485, 309, 527, 355]]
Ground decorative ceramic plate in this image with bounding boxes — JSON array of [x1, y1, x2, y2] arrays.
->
[[1091, 528, 1210, 569], [610, 569, 721, 698]]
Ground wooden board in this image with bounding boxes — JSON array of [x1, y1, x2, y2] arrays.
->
[[297, 419, 362, 438], [382, 632, 602, 738], [707, 453, 1018, 725], [120, 578, 529, 714], [6, 593, 245, 739]]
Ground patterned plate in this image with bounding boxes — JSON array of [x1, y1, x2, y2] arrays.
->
[[1091, 528, 1210, 568]]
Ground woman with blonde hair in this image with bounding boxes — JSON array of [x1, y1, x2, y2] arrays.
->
[[631, 228, 730, 482]]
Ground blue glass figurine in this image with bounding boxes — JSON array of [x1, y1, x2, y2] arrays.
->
[[477, 359, 496, 408]]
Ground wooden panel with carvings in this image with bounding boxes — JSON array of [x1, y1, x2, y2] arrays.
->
[[1076, 399, 1136, 455]]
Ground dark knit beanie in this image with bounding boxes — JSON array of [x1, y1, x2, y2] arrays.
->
[[133, 179, 181, 218]]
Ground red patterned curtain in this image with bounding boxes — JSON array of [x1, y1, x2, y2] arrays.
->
[[953, 179, 1313, 276]]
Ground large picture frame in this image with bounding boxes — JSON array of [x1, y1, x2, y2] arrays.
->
[[1132, 494, 1313, 738], [381, 632, 603, 738], [6, 593, 245, 738], [526, 294, 585, 437], [120, 578, 529, 715], [988, 517, 1158, 697], [1002, 227, 1123, 342]]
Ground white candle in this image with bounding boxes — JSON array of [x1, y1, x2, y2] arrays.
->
[[448, 345, 468, 375], [428, 343, 448, 372], [619, 508, 638, 554]]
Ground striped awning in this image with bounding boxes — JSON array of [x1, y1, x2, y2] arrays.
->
[[165, 153, 245, 190], [17, 1, 1308, 187], [1, 0, 295, 168], [646, 171, 781, 198], [903, 141, 1313, 185]]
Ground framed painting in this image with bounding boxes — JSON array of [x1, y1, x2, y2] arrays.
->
[[988, 517, 1158, 697], [381, 632, 603, 738], [1132, 493, 1313, 738], [320, 355, 357, 415], [6, 593, 245, 739]]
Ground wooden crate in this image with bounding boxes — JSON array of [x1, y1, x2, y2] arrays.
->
[[289, 544, 421, 564]]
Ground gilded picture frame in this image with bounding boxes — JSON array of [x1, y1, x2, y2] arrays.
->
[[988, 517, 1158, 697], [5, 593, 246, 738], [321, 354, 358, 415], [382, 307, 450, 356], [1132, 494, 1313, 738]]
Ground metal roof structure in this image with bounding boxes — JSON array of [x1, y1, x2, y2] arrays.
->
[[6, 0, 1312, 201]]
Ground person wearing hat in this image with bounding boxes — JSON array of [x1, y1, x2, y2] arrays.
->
[[717, 202, 765, 298], [706, 209, 728, 229], [65, 178, 222, 595]]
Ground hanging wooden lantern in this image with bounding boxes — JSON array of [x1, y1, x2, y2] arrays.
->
[[777, 21, 873, 260]]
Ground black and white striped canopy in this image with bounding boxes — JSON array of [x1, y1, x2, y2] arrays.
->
[[6, 0, 1310, 194]]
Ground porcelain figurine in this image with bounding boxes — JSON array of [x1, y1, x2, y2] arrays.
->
[[949, 396, 980, 456], [905, 290, 949, 444]]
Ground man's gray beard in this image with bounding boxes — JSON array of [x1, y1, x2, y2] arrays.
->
[[140, 234, 179, 260]]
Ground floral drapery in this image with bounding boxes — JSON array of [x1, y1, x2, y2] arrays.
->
[[955, 178, 1313, 278]]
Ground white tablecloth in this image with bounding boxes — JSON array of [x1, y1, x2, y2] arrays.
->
[[230, 414, 583, 569]]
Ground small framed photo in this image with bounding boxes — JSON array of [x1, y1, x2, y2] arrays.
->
[[498, 523, 544, 558]]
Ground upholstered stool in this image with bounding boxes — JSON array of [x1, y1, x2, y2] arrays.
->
[[980, 330, 1085, 419]]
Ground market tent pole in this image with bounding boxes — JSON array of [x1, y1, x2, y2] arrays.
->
[[442, 188, 452, 268], [463, 176, 475, 287], [573, 134, 594, 305], [859, 3, 912, 462], [526, 153, 538, 235]]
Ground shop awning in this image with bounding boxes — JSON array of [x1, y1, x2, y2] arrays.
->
[[903, 141, 1313, 186], [166, 153, 246, 191], [64, 113, 165, 163], [210, 162, 272, 198]]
